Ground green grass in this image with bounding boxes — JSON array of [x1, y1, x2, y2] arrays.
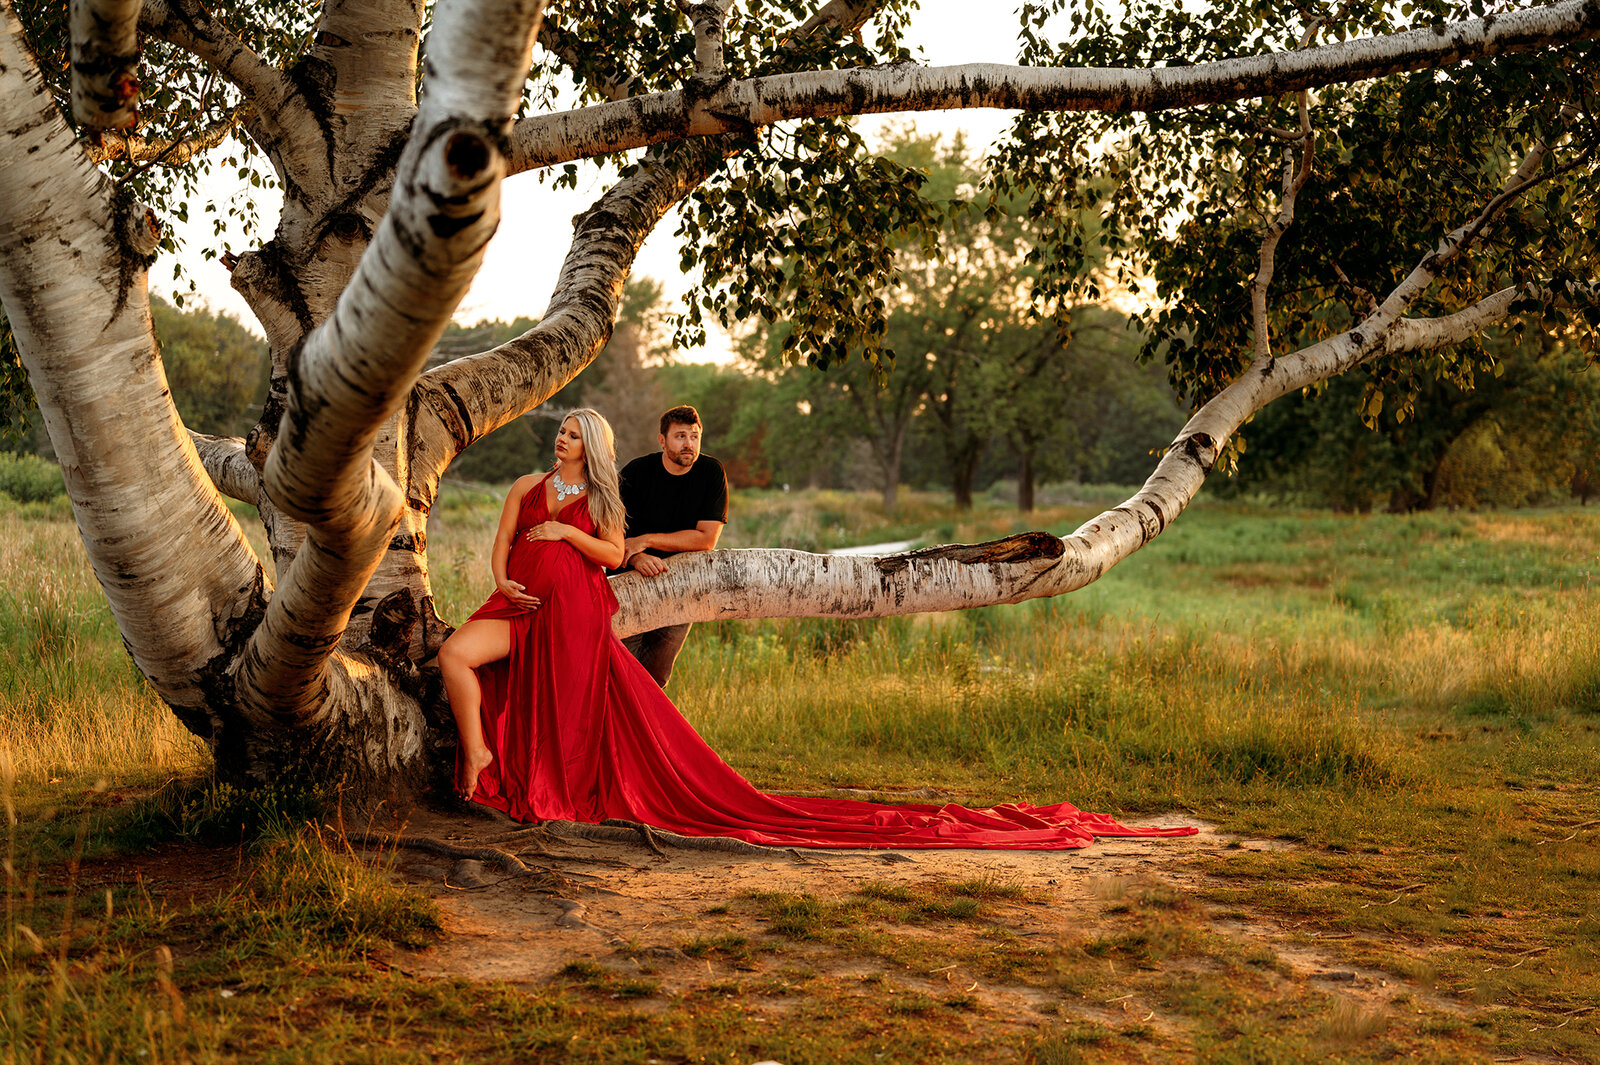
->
[[5, 488, 1600, 1060]]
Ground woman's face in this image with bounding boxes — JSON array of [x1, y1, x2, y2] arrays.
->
[[554, 417, 586, 468]]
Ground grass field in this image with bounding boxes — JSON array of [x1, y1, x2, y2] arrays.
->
[[3, 486, 1599, 1062]]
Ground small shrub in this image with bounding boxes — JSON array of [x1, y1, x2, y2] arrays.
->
[[746, 891, 842, 938], [228, 822, 441, 949], [1320, 995, 1389, 1042], [557, 960, 606, 982], [948, 876, 1026, 900], [920, 897, 981, 920], [611, 979, 659, 998], [889, 992, 937, 1014], [679, 932, 757, 962], [109, 776, 334, 851], [857, 881, 913, 903], [0, 452, 64, 502]]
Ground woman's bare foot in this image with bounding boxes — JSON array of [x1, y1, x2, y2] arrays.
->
[[458, 746, 495, 801]]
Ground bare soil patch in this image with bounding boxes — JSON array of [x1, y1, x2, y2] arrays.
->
[[380, 807, 1209, 986], [359, 805, 1476, 1051]]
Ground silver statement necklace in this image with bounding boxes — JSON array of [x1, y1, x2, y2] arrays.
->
[[552, 469, 587, 501]]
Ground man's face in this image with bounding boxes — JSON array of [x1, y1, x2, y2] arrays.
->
[[660, 421, 701, 470]]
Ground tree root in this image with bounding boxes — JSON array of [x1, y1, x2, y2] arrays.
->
[[345, 831, 532, 876]]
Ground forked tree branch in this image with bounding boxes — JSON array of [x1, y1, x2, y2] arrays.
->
[[235, 0, 548, 725], [70, 0, 143, 130], [508, 1, 1600, 174], [408, 150, 707, 508], [1248, 18, 1321, 363]]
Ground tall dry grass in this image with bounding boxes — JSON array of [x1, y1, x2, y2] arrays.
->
[[0, 505, 209, 783]]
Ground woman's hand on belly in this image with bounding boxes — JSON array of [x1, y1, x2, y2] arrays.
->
[[495, 577, 542, 612]]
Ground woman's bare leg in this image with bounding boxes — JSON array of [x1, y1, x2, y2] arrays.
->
[[438, 618, 512, 799]]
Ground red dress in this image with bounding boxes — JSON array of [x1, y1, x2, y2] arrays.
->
[[464, 475, 1196, 849]]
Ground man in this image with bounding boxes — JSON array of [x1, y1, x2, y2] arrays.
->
[[617, 405, 728, 687]]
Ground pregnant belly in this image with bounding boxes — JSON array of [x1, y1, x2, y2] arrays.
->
[[506, 539, 587, 599]]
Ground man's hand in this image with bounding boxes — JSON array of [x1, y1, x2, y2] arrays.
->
[[623, 535, 651, 558], [628, 552, 668, 577]]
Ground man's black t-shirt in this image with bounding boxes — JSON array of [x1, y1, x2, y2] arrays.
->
[[619, 453, 729, 557]]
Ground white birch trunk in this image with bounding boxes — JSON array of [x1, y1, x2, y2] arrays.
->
[[0, 3, 267, 739]]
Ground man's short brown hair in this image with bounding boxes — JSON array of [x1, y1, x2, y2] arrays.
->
[[659, 405, 702, 436]]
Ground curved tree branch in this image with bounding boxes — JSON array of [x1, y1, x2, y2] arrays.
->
[[412, 0, 889, 496], [70, 0, 142, 130], [1387, 280, 1600, 353], [508, 0, 1600, 174], [406, 148, 711, 514], [607, 127, 1586, 636], [1249, 20, 1321, 363], [235, 0, 548, 724], [83, 104, 246, 166], [190, 431, 261, 503]]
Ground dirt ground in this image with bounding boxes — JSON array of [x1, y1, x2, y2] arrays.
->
[[70, 803, 1482, 1057], [382, 807, 1223, 984], [365, 806, 1444, 1036]]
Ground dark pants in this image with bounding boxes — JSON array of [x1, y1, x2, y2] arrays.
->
[[621, 623, 692, 689]]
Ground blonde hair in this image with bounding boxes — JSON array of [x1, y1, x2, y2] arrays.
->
[[561, 408, 626, 537]]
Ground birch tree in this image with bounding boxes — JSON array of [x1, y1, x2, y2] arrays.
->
[[0, 0, 1596, 795]]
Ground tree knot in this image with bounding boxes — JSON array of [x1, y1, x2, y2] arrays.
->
[[875, 531, 1064, 574]]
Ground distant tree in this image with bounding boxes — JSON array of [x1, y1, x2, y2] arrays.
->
[[1074, 356, 1189, 487], [582, 278, 673, 464], [1003, 307, 1157, 511], [896, 137, 1037, 510], [750, 131, 1149, 512], [150, 297, 269, 438], [742, 333, 928, 506], [1225, 329, 1600, 511]]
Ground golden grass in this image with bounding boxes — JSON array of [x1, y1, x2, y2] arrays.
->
[[0, 508, 209, 783]]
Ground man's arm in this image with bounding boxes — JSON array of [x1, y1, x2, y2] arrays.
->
[[626, 521, 724, 558]]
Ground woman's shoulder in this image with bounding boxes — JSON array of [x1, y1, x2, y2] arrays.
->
[[509, 472, 547, 496], [500, 472, 547, 513]]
